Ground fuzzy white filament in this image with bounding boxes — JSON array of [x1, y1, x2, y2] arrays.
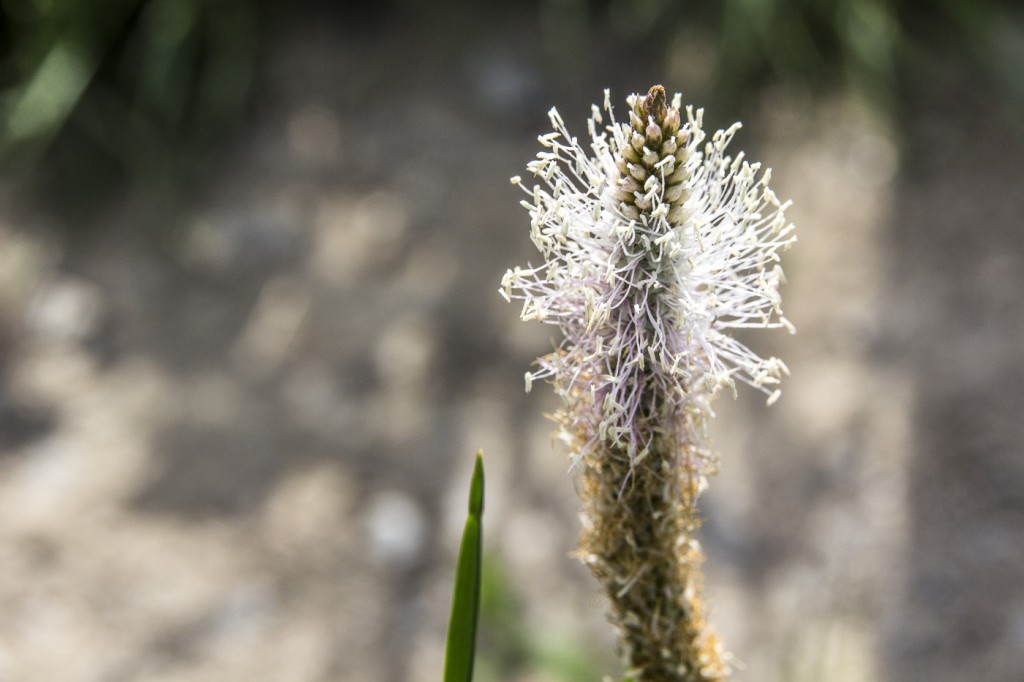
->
[[502, 89, 796, 466]]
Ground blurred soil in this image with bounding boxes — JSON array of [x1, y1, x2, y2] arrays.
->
[[0, 9, 1022, 682]]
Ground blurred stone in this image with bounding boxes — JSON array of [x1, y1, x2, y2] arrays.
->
[[231, 276, 311, 377], [287, 103, 342, 167], [183, 370, 243, 428], [364, 490, 426, 568], [262, 464, 354, 558], [462, 47, 540, 125], [375, 314, 434, 389], [9, 345, 97, 407], [503, 509, 560, 571], [311, 191, 408, 287], [0, 224, 60, 315], [281, 361, 353, 437], [394, 241, 459, 303], [847, 129, 898, 188], [25, 276, 103, 344], [181, 215, 237, 271]]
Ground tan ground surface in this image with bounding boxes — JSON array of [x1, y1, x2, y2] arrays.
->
[[1, 13, 1022, 682]]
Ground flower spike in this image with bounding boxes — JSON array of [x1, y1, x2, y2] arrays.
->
[[503, 86, 796, 681]]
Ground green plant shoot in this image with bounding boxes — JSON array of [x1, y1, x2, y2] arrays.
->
[[443, 451, 484, 682]]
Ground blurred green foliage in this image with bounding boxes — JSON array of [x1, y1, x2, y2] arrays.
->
[[475, 549, 610, 682], [444, 453, 484, 682], [0, 0, 257, 216], [586, 0, 1024, 118], [1, 0, 1021, 222]]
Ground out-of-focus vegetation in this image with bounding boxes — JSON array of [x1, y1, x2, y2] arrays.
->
[[1, 0, 1021, 221], [474, 550, 609, 682], [443, 453, 483, 682], [0, 0, 257, 225], [578, 0, 1024, 118]]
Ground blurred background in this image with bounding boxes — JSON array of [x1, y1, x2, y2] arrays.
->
[[1, 1, 1023, 680]]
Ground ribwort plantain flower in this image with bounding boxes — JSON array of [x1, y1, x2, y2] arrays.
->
[[502, 86, 796, 681]]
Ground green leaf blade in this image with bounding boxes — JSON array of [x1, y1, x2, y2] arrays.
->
[[444, 452, 484, 682]]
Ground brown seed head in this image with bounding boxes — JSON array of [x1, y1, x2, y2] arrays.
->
[[644, 85, 667, 126]]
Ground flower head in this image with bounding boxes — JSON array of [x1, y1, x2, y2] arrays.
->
[[502, 86, 796, 465]]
